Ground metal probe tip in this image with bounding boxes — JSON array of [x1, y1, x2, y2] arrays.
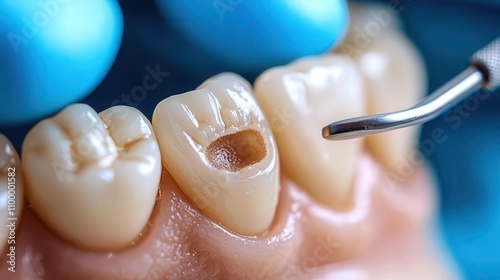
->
[[323, 37, 500, 141]]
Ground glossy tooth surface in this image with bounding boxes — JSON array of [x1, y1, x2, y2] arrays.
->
[[338, 2, 427, 172], [0, 134, 24, 254], [254, 55, 365, 208], [152, 73, 279, 236], [22, 104, 161, 250]]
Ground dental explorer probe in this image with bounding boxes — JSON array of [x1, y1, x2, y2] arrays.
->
[[323, 37, 500, 141]]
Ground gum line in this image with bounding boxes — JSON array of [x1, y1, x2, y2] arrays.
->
[[0, 153, 446, 279]]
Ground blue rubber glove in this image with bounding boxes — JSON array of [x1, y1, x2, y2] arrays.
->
[[0, 0, 123, 126], [154, 0, 348, 74]]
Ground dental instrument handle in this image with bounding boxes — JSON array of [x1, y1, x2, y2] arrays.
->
[[322, 37, 500, 141]]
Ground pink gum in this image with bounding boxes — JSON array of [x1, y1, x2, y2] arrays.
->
[[0, 153, 441, 279]]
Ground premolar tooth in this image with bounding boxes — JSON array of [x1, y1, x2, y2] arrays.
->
[[152, 73, 280, 236], [0, 134, 24, 254], [254, 55, 366, 209], [22, 104, 161, 250], [338, 2, 427, 172]]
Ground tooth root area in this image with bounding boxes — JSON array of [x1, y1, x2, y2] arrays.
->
[[206, 129, 267, 172]]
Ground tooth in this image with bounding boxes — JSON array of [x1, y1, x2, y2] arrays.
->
[[0, 134, 24, 254], [338, 2, 427, 172], [254, 55, 366, 209], [22, 104, 161, 250], [152, 73, 279, 236]]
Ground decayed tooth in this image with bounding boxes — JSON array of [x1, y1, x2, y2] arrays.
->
[[0, 134, 24, 254], [22, 104, 161, 250], [338, 2, 427, 172], [152, 73, 279, 236], [254, 55, 365, 209]]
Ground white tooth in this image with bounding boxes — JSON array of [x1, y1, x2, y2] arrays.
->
[[338, 2, 427, 172], [22, 104, 161, 250], [152, 73, 280, 236], [336, 1, 403, 58], [0, 134, 24, 254], [254, 54, 365, 209]]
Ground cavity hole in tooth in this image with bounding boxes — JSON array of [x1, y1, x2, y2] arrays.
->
[[205, 129, 266, 172]]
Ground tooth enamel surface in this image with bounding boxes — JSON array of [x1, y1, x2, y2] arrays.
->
[[22, 104, 161, 250], [152, 73, 279, 236], [254, 55, 365, 208], [338, 2, 427, 172], [0, 134, 24, 254]]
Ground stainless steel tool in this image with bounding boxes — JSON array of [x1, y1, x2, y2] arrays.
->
[[323, 37, 500, 141]]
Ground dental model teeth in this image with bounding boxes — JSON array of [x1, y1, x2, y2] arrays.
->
[[0, 134, 24, 254], [22, 104, 161, 250], [338, 2, 427, 173], [152, 73, 280, 236], [254, 55, 366, 209]]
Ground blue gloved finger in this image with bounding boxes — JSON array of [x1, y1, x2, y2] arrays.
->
[[0, 0, 124, 127], [154, 0, 348, 74]]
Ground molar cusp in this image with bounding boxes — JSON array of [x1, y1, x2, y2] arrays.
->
[[53, 104, 102, 137], [70, 128, 118, 166], [100, 107, 155, 149], [206, 129, 267, 172]]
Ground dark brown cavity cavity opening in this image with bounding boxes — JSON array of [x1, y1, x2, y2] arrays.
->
[[205, 129, 267, 172]]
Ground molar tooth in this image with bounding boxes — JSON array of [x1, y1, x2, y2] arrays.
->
[[22, 104, 161, 250], [338, 2, 427, 172], [0, 134, 24, 254], [152, 73, 280, 236], [254, 55, 366, 209]]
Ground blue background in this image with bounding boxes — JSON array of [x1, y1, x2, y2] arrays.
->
[[1, 0, 499, 278], [398, 1, 500, 278]]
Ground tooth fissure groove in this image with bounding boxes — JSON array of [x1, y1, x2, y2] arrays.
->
[[205, 129, 267, 172]]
